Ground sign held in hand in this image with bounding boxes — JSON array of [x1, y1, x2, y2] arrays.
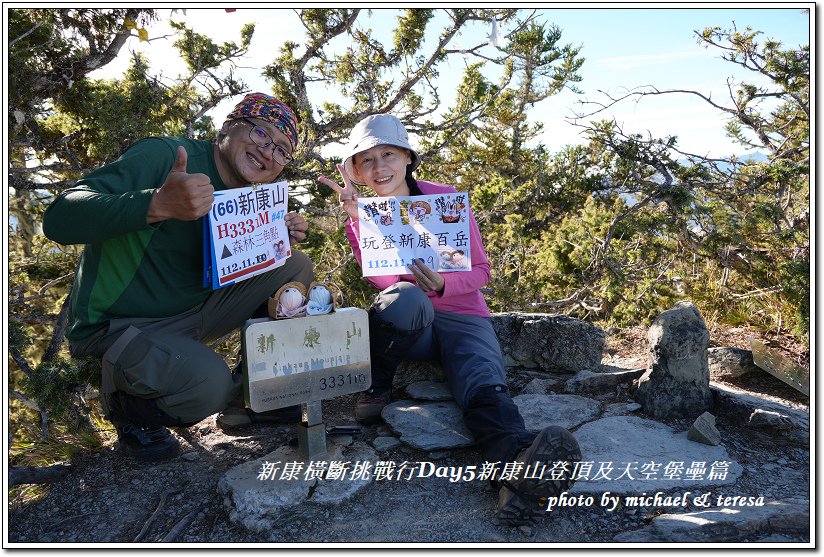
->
[[357, 193, 472, 277], [203, 181, 290, 289]]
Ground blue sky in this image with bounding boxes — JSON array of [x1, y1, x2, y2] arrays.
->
[[92, 6, 811, 158], [530, 7, 811, 155]]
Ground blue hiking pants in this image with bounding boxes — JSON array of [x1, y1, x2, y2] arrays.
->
[[368, 282, 536, 462]]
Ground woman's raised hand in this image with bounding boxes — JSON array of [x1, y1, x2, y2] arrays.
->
[[317, 164, 359, 220]]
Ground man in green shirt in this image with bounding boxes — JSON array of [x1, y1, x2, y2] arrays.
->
[[43, 93, 313, 462]]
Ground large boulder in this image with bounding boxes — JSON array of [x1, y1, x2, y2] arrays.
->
[[635, 301, 713, 419], [491, 312, 604, 372], [711, 382, 809, 442], [390, 312, 604, 390], [614, 498, 809, 543], [571, 415, 742, 495]]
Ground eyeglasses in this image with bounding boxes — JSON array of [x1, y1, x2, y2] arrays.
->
[[241, 118, 294, 166]]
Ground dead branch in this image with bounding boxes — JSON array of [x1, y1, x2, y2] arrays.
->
[[9, 20, 43, 48], [42, 292, 73, 363], [37, 272, 75, 296], [161, 506, 201, 542], [529, 288, 603, 314], [9, 386, 50, 442], [9, 464, 71, 486], [9, 389, 41, 412], [134, 493, 168, 542], [9, 345, 34, 380], [323, 253, 354, 283]]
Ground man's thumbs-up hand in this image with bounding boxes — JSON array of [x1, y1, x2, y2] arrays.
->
[[170, 144, 190, 173], [147, 146, 215, 223]]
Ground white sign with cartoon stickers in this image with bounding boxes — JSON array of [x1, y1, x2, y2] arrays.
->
[[356, 193, 472, 277]]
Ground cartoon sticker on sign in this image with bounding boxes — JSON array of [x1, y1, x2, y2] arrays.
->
[[357, 193, 472, 277]]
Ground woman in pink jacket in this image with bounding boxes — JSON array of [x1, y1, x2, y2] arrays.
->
[[319, 115, 581, 526]]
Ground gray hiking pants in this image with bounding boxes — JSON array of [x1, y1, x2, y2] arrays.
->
[[70, 250, 313, 425]]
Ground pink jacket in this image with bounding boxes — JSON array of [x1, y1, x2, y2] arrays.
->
[[345, 180, 492, 318]]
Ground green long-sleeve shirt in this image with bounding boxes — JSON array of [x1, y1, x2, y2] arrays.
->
[[43, 137, 228, 340]]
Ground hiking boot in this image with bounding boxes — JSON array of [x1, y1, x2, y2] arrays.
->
[[103, 391, 180, 462], [354, 388, 391, 425], [116, 423, 180, 462], [495, 426, 582, 526]]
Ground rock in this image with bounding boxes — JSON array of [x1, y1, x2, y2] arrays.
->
[[180, 452, 200, 462], [394, 360, 445, 390], [688, 412, 721, 446], [602, 403, 632, 418], [391, 313, 605, 388], [564, 368, 647, 396], [517, 525, 534, 537], [614, 498, 809, 542], [382, 400, 474, 450], [602, 401, 642, 418], [750, 338, 810, 395], [328, 434, 353, 446], [708, 346, 760, 379], [570, 415, 742, 494], [405, 381, 452, 401], [747, 408, 796, 430], [711, 383, 809, 435], [372, 436, 401, 452], [752, 534, 801, 542], [218, 442, 377, 533], [491, 312, 604, 373], [512, 394, 602, 431], [520, 378, 562, 395], [635, 301, 714, 419]]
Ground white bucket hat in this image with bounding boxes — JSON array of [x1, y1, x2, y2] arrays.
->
[[342, 114, 422, 185]]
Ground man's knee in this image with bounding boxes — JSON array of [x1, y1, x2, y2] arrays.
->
[[155, 364, 238, 424]]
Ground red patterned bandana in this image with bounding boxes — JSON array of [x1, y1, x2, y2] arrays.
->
[[226, 93, 299, 149]]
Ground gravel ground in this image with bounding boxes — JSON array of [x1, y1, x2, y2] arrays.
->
[[7, 326, 811, 546]]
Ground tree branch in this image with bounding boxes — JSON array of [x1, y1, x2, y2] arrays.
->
[[9, 20, 43, 48], [28, 8, 146, 96]]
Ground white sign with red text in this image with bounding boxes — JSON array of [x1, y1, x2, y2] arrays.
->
[[203, 181, 289, 289]]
